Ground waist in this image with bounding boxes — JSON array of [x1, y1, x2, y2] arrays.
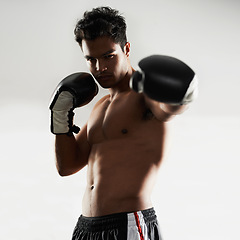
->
[[82, 188, 153, 217], [77, 208, 157, 231]]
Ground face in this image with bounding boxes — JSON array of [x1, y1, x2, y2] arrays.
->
[[81, 36, 130, 89]]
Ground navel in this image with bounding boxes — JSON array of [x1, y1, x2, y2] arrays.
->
[[90, 185, 94, 190], [121, 129, 128, 134]]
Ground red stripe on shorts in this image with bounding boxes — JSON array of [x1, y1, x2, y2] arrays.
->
[[134, 212, 144, 240]]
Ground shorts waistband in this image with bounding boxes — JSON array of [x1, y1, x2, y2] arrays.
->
[[141, 207, 157, 221], [77, 208, 156, 231]]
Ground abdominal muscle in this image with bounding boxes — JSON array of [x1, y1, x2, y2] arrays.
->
[[81, 136, 162, 217]]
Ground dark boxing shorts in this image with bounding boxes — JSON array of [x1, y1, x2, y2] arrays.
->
[[72, 208, 162, 240]]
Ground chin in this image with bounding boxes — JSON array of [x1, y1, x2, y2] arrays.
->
[[97, 79, 117, 89], [99, 84, 112, 89]]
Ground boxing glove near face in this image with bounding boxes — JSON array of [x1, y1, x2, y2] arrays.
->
[[130, 55, 198, 104], [49, 72, 98, 134]]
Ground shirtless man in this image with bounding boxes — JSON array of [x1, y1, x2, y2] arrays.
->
[[49, 6, 198, 240]]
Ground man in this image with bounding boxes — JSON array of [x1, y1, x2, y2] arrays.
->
[[50, 6, 198, 240]]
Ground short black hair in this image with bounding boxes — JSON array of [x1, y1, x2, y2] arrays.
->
[[74, 6, 127, 50]]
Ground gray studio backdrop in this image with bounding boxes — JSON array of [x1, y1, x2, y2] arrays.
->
[[0, 0, 239, 239]]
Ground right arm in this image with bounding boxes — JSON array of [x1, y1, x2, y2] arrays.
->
[[55, 124, 90, 176], [49, 72, 98, 176]]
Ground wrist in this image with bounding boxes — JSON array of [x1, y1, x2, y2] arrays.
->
[[160, 103, 188, 115], [51, 109, 79, 134]]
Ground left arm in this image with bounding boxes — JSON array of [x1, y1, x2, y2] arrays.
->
[[130, 55, 198, 121], [144, 95, 188, 122]]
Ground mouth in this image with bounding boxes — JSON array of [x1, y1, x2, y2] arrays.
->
[[96, 74, 112, 81]]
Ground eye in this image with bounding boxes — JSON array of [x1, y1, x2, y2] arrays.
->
[[105, 54, 114, 59], [86, 57, 96, 63]]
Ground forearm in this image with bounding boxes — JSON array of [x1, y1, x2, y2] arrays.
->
[[144, 95, 188, 121], [55, 134, 84, 176], [160, 103, 188, 116]]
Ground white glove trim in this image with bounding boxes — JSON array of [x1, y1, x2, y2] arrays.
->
[[181, 74, 198, 104], [51, 91, 73, 134]]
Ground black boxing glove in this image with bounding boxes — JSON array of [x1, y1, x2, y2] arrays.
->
[[49, 72, 98, 134], [130, 55, 198, 104]]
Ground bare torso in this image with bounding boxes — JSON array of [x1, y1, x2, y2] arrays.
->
[[82, 90, 168, 217]]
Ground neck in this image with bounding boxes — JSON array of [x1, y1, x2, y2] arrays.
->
[[109, 67, 135, 100]]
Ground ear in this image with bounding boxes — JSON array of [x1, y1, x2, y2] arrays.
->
[[124, 42, 130, 57]]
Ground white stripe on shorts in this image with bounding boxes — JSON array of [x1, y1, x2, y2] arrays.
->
[[127, 211, 148, 240]]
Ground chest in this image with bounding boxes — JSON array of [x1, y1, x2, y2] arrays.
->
[[87, 93, 149, 143]]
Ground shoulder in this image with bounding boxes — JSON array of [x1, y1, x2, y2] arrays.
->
[[91, 94, 110, 113], [95, 94, 110, 106]]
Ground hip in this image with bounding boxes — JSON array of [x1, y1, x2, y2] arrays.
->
[[72, 208, 162, 240]]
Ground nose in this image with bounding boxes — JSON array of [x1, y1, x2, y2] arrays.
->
[[96, 59, 107, 72]]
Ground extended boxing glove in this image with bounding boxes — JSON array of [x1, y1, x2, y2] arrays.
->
[[49, 72, 98, 134], [130, 55, 198, 104]]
